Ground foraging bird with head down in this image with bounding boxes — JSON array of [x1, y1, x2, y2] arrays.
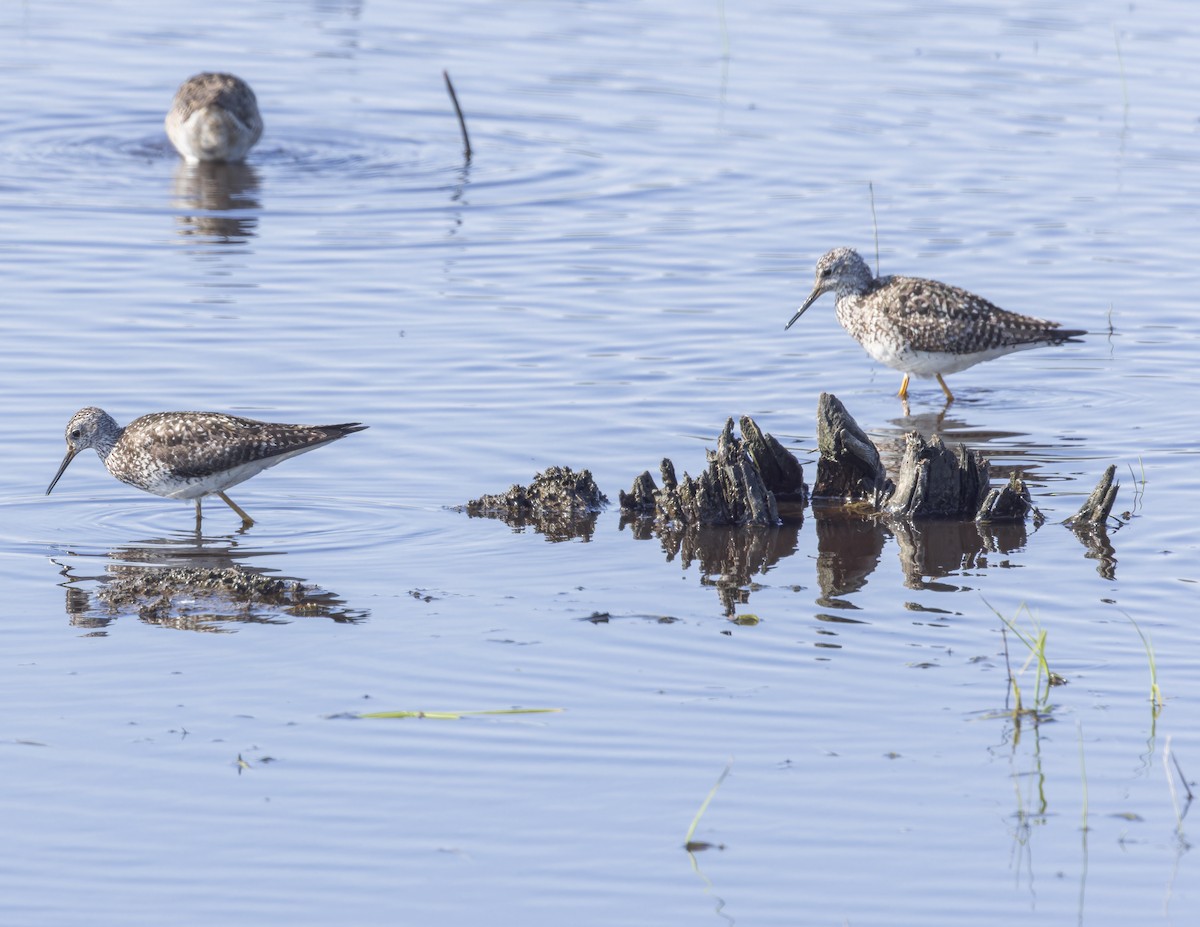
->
[[786, 247, 1086, 401], [47, 407, 367, 528], [165, 72, 263, 163]]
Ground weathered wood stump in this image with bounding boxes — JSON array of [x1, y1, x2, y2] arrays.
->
[[886, 432, 988, 519], [816, 392, 1034, 523], [813, 393, 892, 508], [977, 472, 1039, 525], [618, 416, 807, 527], [739, 415, 808, 505], [1063, 464, 1119, 527], [1062, 465, 1120, 578]]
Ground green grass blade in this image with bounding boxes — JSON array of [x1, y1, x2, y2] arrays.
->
[[684, 758, 733, 848]]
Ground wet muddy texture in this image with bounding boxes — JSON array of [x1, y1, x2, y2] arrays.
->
[[462, 465, 608, 541], [619, 416, 808, 528], [68, 565, 364, 631]]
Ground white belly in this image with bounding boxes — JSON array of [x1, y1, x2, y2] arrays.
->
[[860, 337, 1033, 377]]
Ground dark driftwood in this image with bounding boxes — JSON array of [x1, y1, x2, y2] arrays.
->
[[814, 393, 891, 507], [1063, 464, 1119, 527], [618, 416, 807, 528]]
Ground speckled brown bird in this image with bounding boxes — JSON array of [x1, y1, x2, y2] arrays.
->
[[47, 408, 366, 527], [787, 247, 1086, 401], [165, 72, 263, 162]]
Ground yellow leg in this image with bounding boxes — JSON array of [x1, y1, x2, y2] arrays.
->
[[936, 373, 955, 402], [897, 373, 910, 400], [217, 490, 255, 528]]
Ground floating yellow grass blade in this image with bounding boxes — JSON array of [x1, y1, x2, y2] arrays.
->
[[358, 708, 563, 720], [684, 758, 733, 849]]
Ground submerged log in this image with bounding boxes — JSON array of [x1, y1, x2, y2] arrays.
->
[[813, 393, 892, 507], [618, 417, 807, 527]]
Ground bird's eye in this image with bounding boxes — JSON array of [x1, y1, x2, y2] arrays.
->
[[70, 429, 81, 439]]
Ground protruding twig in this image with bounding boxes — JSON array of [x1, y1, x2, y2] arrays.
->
[[443, 69, 472, 161]]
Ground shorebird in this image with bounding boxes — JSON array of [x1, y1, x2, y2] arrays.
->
[[47, 408, 366, 528], [165, 72, 263, 162], [786, 247, 1086, 401]]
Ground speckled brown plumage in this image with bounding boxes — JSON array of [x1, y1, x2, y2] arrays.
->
[[165, 72, 263, 162], [786, 247, 1086, 401], [47, 408, 366, 527]]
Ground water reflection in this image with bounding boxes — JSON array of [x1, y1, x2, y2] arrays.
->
[[52, 534, 366, 632], [621, 517, 801, 618], [812, 503, 887, 604], [1066, 522, 1118, 580], [877, 404, 1063, 479], [623, 499, 1038, 617], [892, 518, 1029, 590], [171, 160, 260, 242]]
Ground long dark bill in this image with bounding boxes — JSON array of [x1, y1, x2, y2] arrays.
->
[[785, 286, 823, 330], [46, 448, 79, 495]]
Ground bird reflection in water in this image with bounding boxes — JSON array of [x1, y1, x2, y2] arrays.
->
[[53, 537, 366, 632], [620, 517, 803, 620], [171, 160, 261, 244]]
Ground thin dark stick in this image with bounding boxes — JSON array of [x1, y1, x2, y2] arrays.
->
[[869, 181, 880, 276], [1170, 749, 1195, 802], [443, 70, 472, 161]]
